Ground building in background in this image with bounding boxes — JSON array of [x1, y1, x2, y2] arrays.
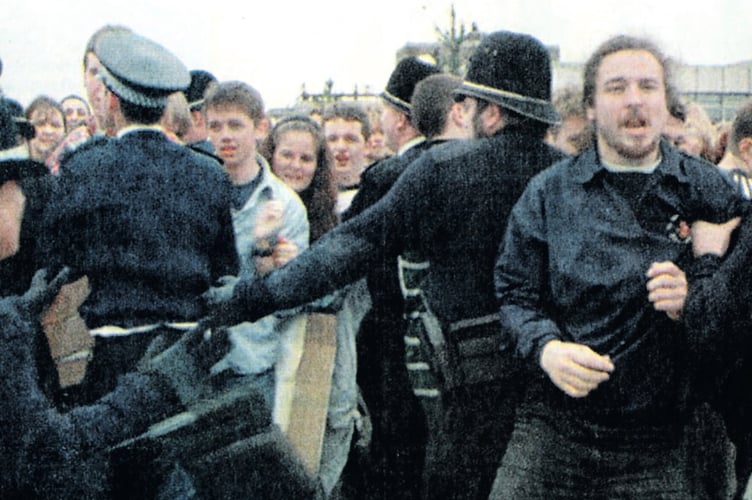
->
[[282, 31, 752, 124]]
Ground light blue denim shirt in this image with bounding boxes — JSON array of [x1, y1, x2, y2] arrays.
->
[[213, 154, 309, 376]]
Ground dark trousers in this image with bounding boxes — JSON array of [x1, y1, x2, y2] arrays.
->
[[706, 356, 752, 500], [491, 404, 700, 500], [356, 313, 427, 500], [421, 380, 519, 500]]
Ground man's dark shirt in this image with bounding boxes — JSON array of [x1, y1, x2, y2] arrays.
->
[[41, 129, 239, 402], [495, 141, 743, 422]]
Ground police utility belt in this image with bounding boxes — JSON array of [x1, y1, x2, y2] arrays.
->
[[406, 302, 519, 393]]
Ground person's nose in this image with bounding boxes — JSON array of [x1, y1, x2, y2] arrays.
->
[[624, 83, 644, 106], [289, 156, 302, 169]]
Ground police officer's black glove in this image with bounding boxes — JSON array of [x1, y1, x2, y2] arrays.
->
[[200, 277, 275, 330], [201, 275, 239, 308], [14, 267, 71, 326], [140, 324, 232, 407]]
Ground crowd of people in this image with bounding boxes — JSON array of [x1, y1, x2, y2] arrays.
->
[[1, 21, 752, 500]]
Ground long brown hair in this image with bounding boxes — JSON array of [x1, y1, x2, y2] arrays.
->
[[263, 115, 338, 242]]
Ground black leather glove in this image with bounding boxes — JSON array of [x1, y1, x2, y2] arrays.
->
[[201, 275, 239, 308], [15, 267, 71, 325], [201, 277, 275, 330], [140, 324, 232, 407]]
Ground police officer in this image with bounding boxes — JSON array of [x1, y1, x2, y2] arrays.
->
[[41, 30, 239, 404], [342, 55, 439, 500], [206, 31, 564, 499]]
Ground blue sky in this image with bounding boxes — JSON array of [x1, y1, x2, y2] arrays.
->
[[1, 0, 750, 109]]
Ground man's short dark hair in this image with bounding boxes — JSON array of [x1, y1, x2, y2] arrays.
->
[[119, 99, 164, 125], [322, 101, 371, 140], [411, 74, 462, 139]]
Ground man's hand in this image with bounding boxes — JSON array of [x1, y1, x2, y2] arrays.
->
[[253, 200, 284, 242], [646, 261, 687, 321], [540, 340, 614, 398], [271, 236, 299, 268], [691, 217, 741, 257]]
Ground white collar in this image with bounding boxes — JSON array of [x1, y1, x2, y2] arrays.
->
[[116, 124, 166, 138], [602, 156, 661, 174]]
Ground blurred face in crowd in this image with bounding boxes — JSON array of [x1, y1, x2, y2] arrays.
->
[[83, 52, 108, 131], [28, 107, 65, 162], [0, 181, 24, 261], [380, 103, 404, 152], [366, 124, 389, 160], [587, 49, 669, 166], [61, 96, 91, 130], [662, 115, 685, 149], [665, 119, 707, 158], [271, 129, 318, 193], [324, 117, 367, 189], [206, 104, 260, 172], [548, 115, 591, 155]]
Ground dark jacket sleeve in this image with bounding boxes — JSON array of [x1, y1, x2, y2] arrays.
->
[[494, 174, 562, 366], [0, 296, 180, 498], [227, 204, 384, 324], [211, 176, 241, 281], [684, 212, 752, 371]]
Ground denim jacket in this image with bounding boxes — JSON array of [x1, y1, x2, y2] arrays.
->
[[213, 155, 309, 376]]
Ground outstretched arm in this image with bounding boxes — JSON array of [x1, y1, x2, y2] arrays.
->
[[0, 269, 226, 497]]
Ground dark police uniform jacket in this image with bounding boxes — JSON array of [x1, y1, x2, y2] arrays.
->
[[42, 129, 238, 401]]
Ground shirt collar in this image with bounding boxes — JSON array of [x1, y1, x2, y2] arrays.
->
[[397, 136, 426, 156], [570, 139, 690, 185], [116, 124, 166, 138]]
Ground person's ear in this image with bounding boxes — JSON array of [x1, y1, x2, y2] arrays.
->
[[484, 103, 505, 135], [450, 102, 465, 128], [255, 117, 270, 139]]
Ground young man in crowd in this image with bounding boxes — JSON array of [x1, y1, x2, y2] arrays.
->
[[493, 35, 743, 499], [60, 94, 92, 131], [322, 101, 370, 215], [204, 80, 309, 421], [545, 85, 592, 155]]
